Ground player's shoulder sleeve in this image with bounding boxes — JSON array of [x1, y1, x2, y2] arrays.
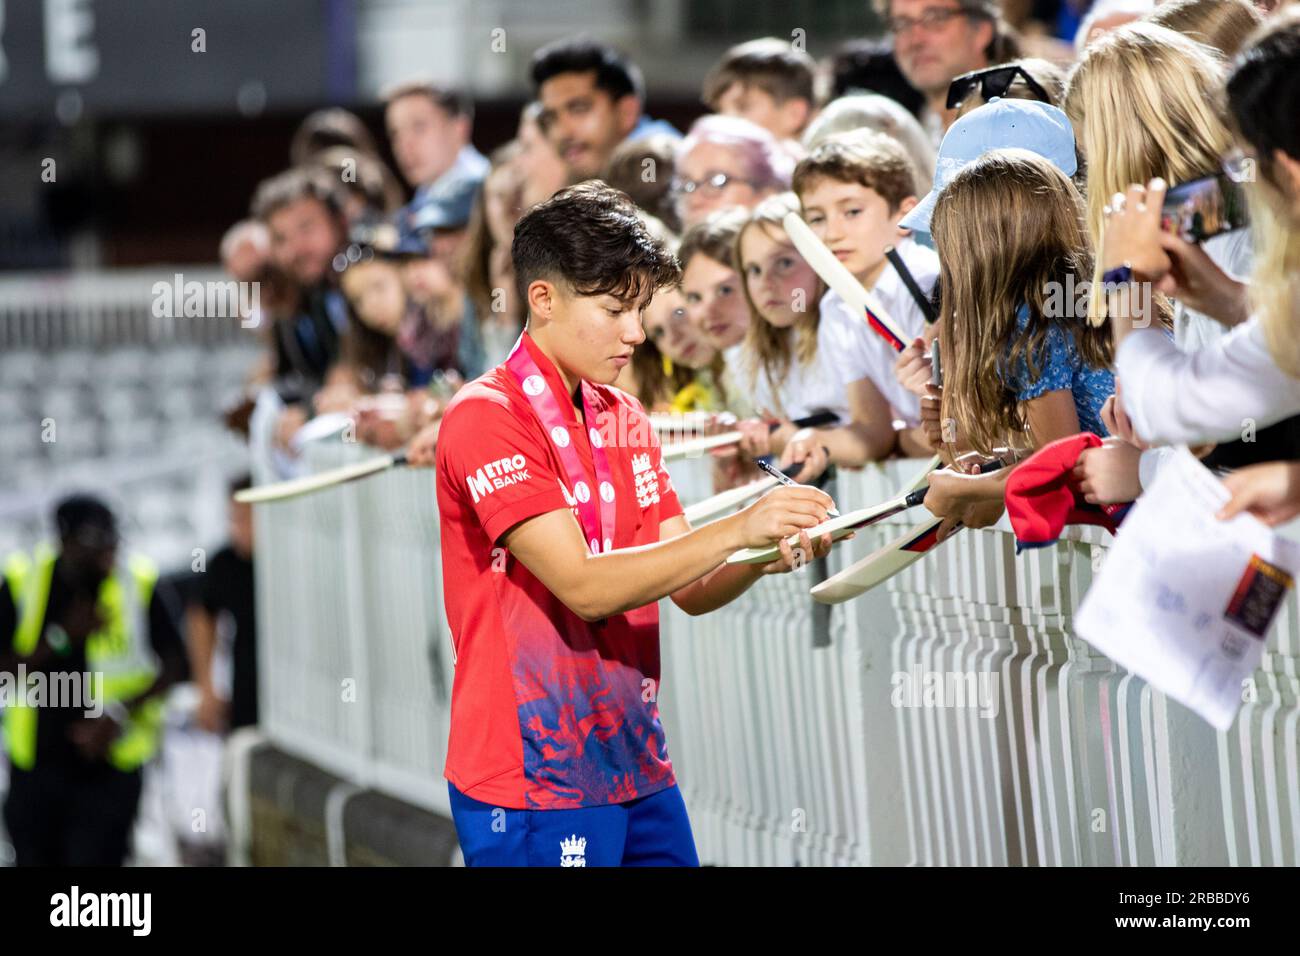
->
[[436, 378, 570, 544], [606, 387, 684, 523]]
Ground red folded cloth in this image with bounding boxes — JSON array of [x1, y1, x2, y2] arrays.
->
[[1004, 433, 1128, 551]]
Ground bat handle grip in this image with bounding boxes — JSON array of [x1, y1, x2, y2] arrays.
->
[[392, 453, 409, 467], [905, 487, 929, 508], [787, 410, 839, 430]]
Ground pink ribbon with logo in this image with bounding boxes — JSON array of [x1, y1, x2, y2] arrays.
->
[[506, 335, 618, 554]]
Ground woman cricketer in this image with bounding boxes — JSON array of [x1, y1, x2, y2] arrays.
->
[[434, 182, 836, 866]]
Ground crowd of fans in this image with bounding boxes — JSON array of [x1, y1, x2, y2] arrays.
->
[[228, 0, 1300, 535]]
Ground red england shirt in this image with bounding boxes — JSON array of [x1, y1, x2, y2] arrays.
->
[[434, 333, 683, 810]]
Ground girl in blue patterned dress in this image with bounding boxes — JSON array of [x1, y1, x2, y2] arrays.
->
[[921, 148, 1117, 535], [932, 148, 1115, 457]]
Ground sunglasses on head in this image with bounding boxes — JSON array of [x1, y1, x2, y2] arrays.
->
[[946, 65, 1051, 112]]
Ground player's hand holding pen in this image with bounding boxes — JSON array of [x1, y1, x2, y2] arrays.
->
[[729, 485, 837, 572]]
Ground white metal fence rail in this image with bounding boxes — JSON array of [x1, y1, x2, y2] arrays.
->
[[255, 443, 1300, 865]]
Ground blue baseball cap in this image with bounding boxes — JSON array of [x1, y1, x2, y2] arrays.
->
[[900, 97, 1078, 234]]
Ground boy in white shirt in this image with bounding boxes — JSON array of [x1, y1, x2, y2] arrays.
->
[[783, 130, 938, 477]]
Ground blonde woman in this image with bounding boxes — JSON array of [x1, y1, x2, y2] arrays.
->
[[1064, 22, 1245, 348], [1065, 21, 1297, 504], [1094, 11, 1300, 466]]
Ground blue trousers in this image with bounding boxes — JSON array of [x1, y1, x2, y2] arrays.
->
[[448, 782, 699, 867]]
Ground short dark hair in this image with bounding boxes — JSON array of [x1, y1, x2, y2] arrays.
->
[[380, 80, 474, 124], [702, 37, 817, 108], [1226, 9, 1300, 173], [55, 493, 117, 544], [250, 166, 343, 222], [311, 146, 405, 216], [530, 37, 644, 103], [512, 181, 679, 311]]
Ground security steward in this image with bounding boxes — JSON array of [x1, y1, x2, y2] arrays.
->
[[0, 494, 187, 865]]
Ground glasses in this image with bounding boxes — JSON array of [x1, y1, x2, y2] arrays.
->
[[671, 171, 755, 198], [946, 65, 1052, 111], [888, 6, 973, 36]]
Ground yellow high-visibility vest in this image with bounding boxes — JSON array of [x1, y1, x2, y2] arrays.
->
[[2, 546, 164, 772]]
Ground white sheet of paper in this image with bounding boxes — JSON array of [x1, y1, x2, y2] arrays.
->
[[1075, 447, 1298, 731]]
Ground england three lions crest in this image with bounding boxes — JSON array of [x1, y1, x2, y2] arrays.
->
[[631, 453, 660, 509], [560, 834, 587, 867]]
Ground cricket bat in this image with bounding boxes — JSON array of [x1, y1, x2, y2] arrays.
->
[[810, 516, 947, 603], [782, 211, 911, 352], [808, 457, 1008, 602], [726, 485, 931, 565]]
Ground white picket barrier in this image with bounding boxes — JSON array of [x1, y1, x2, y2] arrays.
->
[[253, 442, 1300, 865]]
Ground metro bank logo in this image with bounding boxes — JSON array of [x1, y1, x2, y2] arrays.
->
[[467, 454, 530, 503]]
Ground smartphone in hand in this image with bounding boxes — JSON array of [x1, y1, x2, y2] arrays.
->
[[1160, 172, 1249, 244]]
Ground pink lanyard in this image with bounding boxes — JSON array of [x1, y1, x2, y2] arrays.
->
[[505, 336, 618, 554]]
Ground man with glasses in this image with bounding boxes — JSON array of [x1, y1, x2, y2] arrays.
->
[[877, 0, 1019, 145]]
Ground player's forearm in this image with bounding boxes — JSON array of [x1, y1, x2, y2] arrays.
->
[[670, 559, 765, 616], [566, 515, 748, 621]]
